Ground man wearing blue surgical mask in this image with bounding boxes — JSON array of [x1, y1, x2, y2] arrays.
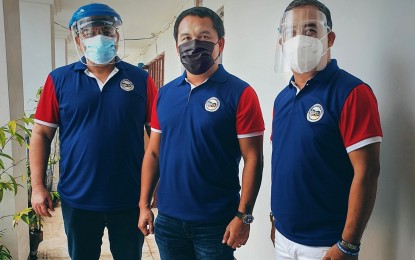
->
[[271, 0, 383, 259], [138, 6, 265, 260], [29, 3, 157, 259]]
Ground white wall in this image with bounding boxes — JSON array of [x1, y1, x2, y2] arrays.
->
[[138, 1, 194, 83], [330, 1, 415, 259], [216, 1, 282, 259], [138, 0, 415, 259]]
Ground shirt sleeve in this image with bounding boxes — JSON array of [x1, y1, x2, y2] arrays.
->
[[150, 91, 161, 133], [236, 86, 265, 138], [34, 74, 59, 128], [339, 84, 383, 153], [146, 76, 158, 125]]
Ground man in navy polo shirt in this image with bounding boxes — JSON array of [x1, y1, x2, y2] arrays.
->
[[138, 6, 265, 260], [271, 0, 383, 259], [29, 3, 157, 260]]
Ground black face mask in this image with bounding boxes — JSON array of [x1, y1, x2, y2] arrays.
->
[[178, 39, 219, 75]]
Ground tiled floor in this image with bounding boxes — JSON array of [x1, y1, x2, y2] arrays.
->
[[36, 206, 160, 259]]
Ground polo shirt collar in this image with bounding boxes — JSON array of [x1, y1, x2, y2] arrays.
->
[[175, 64, 229, 88], [73, 56, 127, 71], [208, 64, 228, 83], [310, 59, 339, 84], [288, 59, 339, 89]]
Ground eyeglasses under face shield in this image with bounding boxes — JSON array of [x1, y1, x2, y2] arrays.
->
[[72, 16, 121, 39], [278, 8, 330, 42], [79, 25, 117, 38]]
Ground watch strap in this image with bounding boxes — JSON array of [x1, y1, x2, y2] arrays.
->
[[235, 211, 254, 224], [235, 211, 244, 220]]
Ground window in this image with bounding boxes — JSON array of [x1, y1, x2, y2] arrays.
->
[[144, 52, 165, 89]]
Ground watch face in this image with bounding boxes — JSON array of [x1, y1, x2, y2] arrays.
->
[[243, 214, 254, 224]]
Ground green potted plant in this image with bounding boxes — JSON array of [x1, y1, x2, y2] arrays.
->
[[1, 86, 59, 259], [0, 116, 33, 260]]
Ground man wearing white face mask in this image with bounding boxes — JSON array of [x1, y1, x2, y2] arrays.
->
[[271, 0, 383, 259], [29, 3, 157, 259]]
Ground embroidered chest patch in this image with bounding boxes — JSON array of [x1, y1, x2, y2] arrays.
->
[[307, 104, 324, 122], [120, 79, 134, 91], [205, 97, 220, 112]]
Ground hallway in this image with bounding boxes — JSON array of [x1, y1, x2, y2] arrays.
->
[[36, 206, 160, 259]]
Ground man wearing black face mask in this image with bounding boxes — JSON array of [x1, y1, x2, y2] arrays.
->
[[138, 6, 265, 260], [179, 39, 220, 75]]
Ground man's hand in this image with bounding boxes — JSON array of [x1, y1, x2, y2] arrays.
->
[[322, 244, 358, 260], [222, 217, 250, 249], [138, 206, 155, 236], [31, 185, 54, 217]]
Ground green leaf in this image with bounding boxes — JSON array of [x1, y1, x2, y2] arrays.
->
[[0, 128, 5, 148], [7, 121, 16, 135], [0, 159, 4, 170], [2, 183, 12, 191], [0, 188, 3, 203], [17, 123, 32, 138], [21, 214, 30, 225], [0, 244, 12, 259], [14, 132, 25, 146], [20, 117, 29, 124], [8, 174, 18, 195], [36, 86, 43, 99], [0, 152, 13, 161], [50, 191, 60, 202], [12, 207, 33, 227]]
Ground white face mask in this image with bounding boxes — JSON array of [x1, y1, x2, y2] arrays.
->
[[282, 35, 326, 74]]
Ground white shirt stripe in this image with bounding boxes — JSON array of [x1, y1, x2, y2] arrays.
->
[[34, 119, 58, 128], [346, 136, 382, 153], [151, 127, 162, 134], [238, 131, 264, 139]]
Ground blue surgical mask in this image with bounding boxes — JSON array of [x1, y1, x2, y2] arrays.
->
[[82, 35, 117, 64]]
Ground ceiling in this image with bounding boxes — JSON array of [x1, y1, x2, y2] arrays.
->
[[54, 0, 191, 63]]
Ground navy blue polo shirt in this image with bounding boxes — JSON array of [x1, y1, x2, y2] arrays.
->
[[35, 58, 157, 211], [271, 60, 382, 246], [152, 65, 264, 223]]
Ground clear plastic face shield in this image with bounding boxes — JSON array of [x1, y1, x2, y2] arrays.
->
[[274, 8, 331, 75], [71, 16, 125, 66]]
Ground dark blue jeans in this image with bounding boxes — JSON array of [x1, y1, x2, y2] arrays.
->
[[154, 213, 234, 260], [61, 199, 144, 260]]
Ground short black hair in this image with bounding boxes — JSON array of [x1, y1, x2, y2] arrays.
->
[[173, 7, 225, 42], [285, 0, 332, 29]]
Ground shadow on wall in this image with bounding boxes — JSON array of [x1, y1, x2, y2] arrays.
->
[[369, 58, 415, 260]]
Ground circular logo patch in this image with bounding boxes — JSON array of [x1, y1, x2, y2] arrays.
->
[[120, 79, 134, 91], [307, 104, 324, 122], [205, 97, 220, 112]]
